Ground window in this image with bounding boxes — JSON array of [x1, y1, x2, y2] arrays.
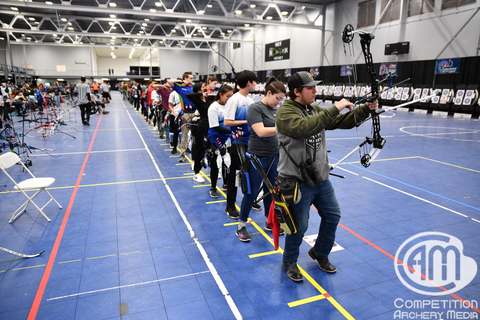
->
[[357, 0, 376, 28], [380, 0, 401, 23], [408, 0, 434, 17], [56, 65, 66, 72], [441, 0, 476, 10]]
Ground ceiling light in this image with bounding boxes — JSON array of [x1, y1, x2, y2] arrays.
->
[[112, 56, 116, 59], [250, 4, 256, 8], [198, 10, 205, 14], [110, 14, 116, 18], [11, 7, 18, 11], [79, 41, 83, 44], [53, 34, 57, 37], [159, 41, 163, 44], [68, 27, 73, 30], [34, 21, 39, 24], [302, 6, 305, 10], [202, 26, 207, 30], [144, 18, 150, 21], [134, 38, 138, 41], [139, 31, 144, 34], [186, 19, 192, 23], [45, 2, 53, 5], [180, 40, 184, 44], [110, 52, 114, 55], [193, 34, 197, 36], [266, 16, 273, 20], [235, 10, 242, 15], [175, 25, 180, 29], [197, 29, 202, 32], [61, 18, 67, 22], [29, 17, 35, 21], [155, 2, 162, 6], [220, 32, 225, 35], [281, 11, 288, 16], [112, 36, 116, 39], [142, 23, 147, 26], [207, 4, 212, 8], [109, 22, 114, 25], [244, 24, 250, 27], [109, 2, 117, 7], [172, 30, 176, 33], [150, 9, 156, 13], [111, 46, 114, 49], [112, 27, 117, 29], [68, 22, 72, 26], [27, 37, 31, 40]]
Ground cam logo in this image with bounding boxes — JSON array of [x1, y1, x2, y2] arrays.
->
[[395, 232, 477, 296]]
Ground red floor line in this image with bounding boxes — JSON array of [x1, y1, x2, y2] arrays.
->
[[337, 222, 480, 313], [27, 114, 103, 320]]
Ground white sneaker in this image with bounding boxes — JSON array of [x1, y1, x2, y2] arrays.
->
[[193, 174, 205, 183]]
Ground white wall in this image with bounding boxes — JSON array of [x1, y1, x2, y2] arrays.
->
[[158, 49, 209, 79], [11, 45, 93, 76], [331, 0, 480, 65], [97, 57, 133, 76]]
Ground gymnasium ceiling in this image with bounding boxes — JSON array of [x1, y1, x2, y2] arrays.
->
[[0, 0, 336, 59]]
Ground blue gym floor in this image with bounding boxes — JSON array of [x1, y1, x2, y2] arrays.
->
[[0, 92, 479, 320]]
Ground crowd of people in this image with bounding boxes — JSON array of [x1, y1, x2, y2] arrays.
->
[[117, 70, 378, 282], [1, 71, 378, 283], [0, 80, 111, 129]]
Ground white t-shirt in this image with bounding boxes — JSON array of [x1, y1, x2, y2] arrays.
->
[[168, 91, 181, 113]]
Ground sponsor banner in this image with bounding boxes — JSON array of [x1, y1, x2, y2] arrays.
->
[[340, 65, 353, 76], [265, 39, 290, 62], [436, 58, 461, 74], [380, 63, 398, 75]]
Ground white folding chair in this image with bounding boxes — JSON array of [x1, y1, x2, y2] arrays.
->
[[0, 152, 62, 223]]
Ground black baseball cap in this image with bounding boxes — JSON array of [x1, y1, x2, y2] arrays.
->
[[288, 71, 321, 91], [80, 76, 86, 82]]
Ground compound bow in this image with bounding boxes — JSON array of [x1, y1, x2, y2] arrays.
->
[[331, 24, 439, 170]]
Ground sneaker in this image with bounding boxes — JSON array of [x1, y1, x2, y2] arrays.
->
[[166, 138, 170, 144], [178, 155, 186, 162], [236, 227, 251, 242], [252, 203, 262, 211], [222, 184, 227, 191], [308, 248, 337, 273], [264, 223, 285, 235], [225, 207, 239, 219], [282, 263, 303, 282], [209, 188, 219, 198], [193, 174, 205, 183], [186, 148, 191, 153], [171, 148, 177, 154]]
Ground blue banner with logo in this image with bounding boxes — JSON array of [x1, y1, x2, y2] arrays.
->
[[435, 58, 461, 74]]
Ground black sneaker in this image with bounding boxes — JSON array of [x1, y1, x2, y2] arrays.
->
[[308, 248, 337, 273], [252, 203, 262, 211], [221, 184, 227, 191], [224, 207, 239, 219], [282, 263, 303, 282], [209, 188, 219, 198], [171, 148, 177, 154], [264, 223, 285, 235], [236, 227, 251, 242]]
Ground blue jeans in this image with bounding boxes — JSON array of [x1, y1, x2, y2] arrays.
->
[[239, 155, 278, 222], [282, 179, 341, 266], [54, 95, 61, 105]]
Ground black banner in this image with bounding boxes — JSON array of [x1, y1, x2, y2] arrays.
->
[[265, 39, 290, 62]]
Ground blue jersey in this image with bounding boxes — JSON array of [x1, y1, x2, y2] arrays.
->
[[208, 101, 230, 146], [224, 92, 254, 145], [173, 82, 195, 113]]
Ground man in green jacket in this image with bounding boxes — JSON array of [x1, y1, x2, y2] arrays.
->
[[276, 71, 378, 282]]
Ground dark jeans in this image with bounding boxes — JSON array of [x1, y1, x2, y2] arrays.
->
[[169, 114, 179, 149], [283, 179, 341, 265], [79, 103, 91, 123], [239, 154, 278, 222], [134, 98, 140, 110], [193, 121, 208, 174], [225, 144, 247, 209]]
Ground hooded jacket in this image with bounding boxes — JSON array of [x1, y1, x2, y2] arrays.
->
[[275, 99, 371, 183]]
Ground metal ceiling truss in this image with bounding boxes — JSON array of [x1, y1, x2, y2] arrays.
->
[[0, 0, 324, 51]]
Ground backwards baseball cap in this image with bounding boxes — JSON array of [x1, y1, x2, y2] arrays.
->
[[80, 76, 86, 82], [288, 71, 321, 91]]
